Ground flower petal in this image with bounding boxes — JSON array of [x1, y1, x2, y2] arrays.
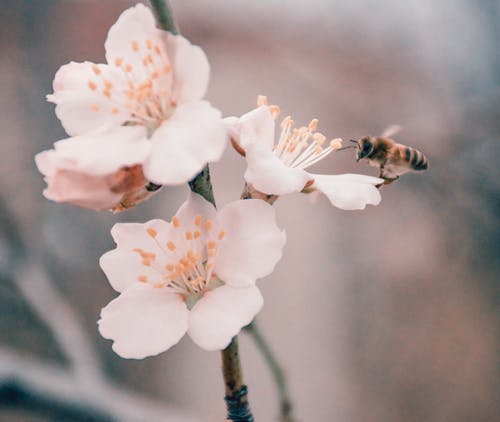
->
[[35, 150, 122, 210], [311, 173, 383, 210], [215, 199, 286, 287], [48, 62, 129, 136], [166, 33, 210, 104], [143, 101, 227, 185], [224, 106, 275, 150], [188, 285, 263, 351], [244, 143, 311, 195], [174, 192, 217, 233], [53, 126, 150, 176], [110, 219, 172, 255], [98, 284, 188, 359]]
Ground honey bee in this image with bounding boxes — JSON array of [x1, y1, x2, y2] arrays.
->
[[352, 126, 428, 185]]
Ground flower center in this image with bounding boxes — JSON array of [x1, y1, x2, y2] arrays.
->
[[257, 96, 343, 170], [132, 214, 227, 309], [88, 39, 174, 132]]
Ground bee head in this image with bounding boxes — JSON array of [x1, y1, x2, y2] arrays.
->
[[356, 137, 373, 160]]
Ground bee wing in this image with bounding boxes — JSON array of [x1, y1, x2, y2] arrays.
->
[[381, 124, 402, 138]]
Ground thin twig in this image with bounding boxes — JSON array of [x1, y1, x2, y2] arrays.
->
[[245, 322, 294, 421]]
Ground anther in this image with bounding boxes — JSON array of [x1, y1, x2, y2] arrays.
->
[[185, 231, 193, 241], [204, 219, 212, 231], [88, 80, 97, 91], [103, 90, 111, 98], [269, 105, 280, 118], [146, 39, 152, 49], [89, 104, 100, 112], [172, 216, 180, 228], [125, 64, 133, 73], [114, 57, 123, 67], [131, 41, 139, 52], [112, 107, 120, 115], [330, 138, 343, 150], [138, 275, 148, 283], [207, 240, 217, 250], [104, 80, 113, 90], [308, 118, 319, 131], [257, 95, 268, 106], [194, 215, 202, 226], [154, 45, 161, 55], [92, 65, 101, 75], [167, 241, 176, 251], [147, 228, 158, 238], [218, 230, 226, 240], [165, 264, 174, 272], [193, 231, 201, 239]]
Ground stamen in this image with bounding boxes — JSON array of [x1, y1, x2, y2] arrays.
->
[[207, 241, 217, 250], [167, 241, 176, 251], [165, 264, 174, 272], [146, 39, 153, 49], [89, 104, 100, 112], [218, 230, 225, 240], [92, 65, 101, 75], [114, 57, 123, 67], [112, 107, 120, 115], [138, 275, 148, 283], [104, 80, 113, 90], [131, 41, 139, 52], [330, 138, 343, 150], [269, 105, 280, 118], [88, 80, 97, 91], [309, 118, 319, 131], [125, 64, 133, 73], [204, 219, 212, 231], [194, 215, 202, 226], [147, 228, 158, 238], [193, 231, 201, 239], [185, 231, 193, 241], [257, 95, 268, 106], [172, 216, 180, 228]]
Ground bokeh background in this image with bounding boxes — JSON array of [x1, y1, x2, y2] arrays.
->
[[1, 0, 498, 420]]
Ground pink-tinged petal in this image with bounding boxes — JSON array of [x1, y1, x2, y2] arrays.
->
[[165, 33, 210, 104], [99, 249, 161, 293], [35, 150, 122, 210], [244, 143, 311, 195], [104, 4, 171, 83], [224, 106, 275, 150], [143, 101, 227, 185], [98, 284, 188, 359], [53, 126, 150, 176], [215, 199, 286, 287], [311, 173, 383, 210], [188, 285, 263, 350], [48, 62, 128, 136]]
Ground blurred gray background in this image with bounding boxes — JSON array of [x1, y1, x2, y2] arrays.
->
[[0, 0, 498, 420]]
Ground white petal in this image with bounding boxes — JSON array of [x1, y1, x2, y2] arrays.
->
[[311, 173, 383, 210], [244, 143, 311, 195], [35, 150, 122, 210], [53, 126, 150, 176], [188, 285, 263, 351], [143, 101, 227, 185], [99, 249, 161, 293], [104, 4, 171, 83], [48, 62, 129, 136], [224, 106, 275, 150], [174, 192, 217, 231], [166, 33, 210, 104], [110, 219, 173, 255], [215, 199, 286, 287], [98, 284, 188, 359]]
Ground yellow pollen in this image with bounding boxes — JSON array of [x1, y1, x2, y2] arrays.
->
[[257, 95, 268, 106], [125, 64, 133, 73], [207, 240, 217, 250], [218, 230, 225, 240], [163, 64, 171, 73], [309, 118, 319, 131], [138, 275, 148, 283], [172, 216, 180, 228], [144, 252, 156, 260], [146, 39, 152, 49], [204, 219, 212, 231], [142, 259, 151, 266], [208, 249, 217, 258], [146, 54, 153, 64], [104, 80, 113, 90], [133, 248, 144, 253], [167, 241, 176, 251], [153, 283, 164, 288], [112, 107, 120, 115], [154, 45, 161, 55], [114, 57, 123, 67], [314, 133, 326, 146], [147, 228, 158, 238], [269, 105, 280, 118], [330, 138, 343, 150], [194, 215, 202, 226], [142, 57, 149, 66], [103, 89, 111, 98], [165, 264, 174, 272], [92, 65, 101, 75], [185, 231, 193, 240], [315, 145, 323, 154], [88, 80, 97, 91], [89, 104, 100, 112], [131, 41, 139, 52], [280, 116, 292, 128], [193, 231, 201, 239]]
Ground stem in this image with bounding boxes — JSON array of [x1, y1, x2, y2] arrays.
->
[[222, 338, 254, 421], [149, 2, 252, 418], [149, 0, 178, 34], [245, 322, 294, 421]]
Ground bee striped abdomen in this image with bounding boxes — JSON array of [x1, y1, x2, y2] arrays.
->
[[409, 148, 428, 170]]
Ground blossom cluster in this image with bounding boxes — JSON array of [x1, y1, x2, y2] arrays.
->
[[35, 4, 383, 358]]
